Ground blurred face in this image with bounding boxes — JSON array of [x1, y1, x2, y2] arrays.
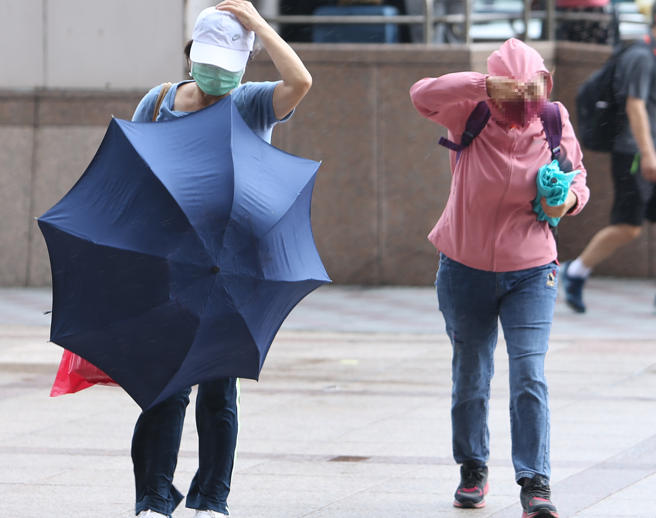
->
[[495, 74, 548, 125], [495, 75, 547, 100]]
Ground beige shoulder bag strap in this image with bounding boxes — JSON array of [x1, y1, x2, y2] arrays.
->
[[151, 82, 173, 122]]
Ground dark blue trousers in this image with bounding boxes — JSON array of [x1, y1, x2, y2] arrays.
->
[[132, 378, 239, 517]]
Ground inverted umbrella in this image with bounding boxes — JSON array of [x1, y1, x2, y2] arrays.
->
[[38, 97, 330, 410]]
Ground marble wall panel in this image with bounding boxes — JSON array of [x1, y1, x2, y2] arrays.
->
[[246, 59, 379, 284], [291, 43, 471, 66], [0, 94, 35, 126], [244, 46, 473, 286], [0, 42, 649, 286], [37, 91, 147, 126], [553, 42, 610, 111], [282, 64, 379, 285], [377, 63, 463, 286], [28, 126, 107, 286], [556, 151, 612, 258], [0, 127, 34, 285]]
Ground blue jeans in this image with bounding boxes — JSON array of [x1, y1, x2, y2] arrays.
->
[[436, 254, 558, 483], [132, 378, 239, 516]]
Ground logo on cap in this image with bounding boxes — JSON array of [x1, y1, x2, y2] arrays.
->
[[232, 34, 242, 41]]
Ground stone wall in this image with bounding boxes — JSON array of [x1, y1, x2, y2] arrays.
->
[[0, 91, 144, 286], [244, 44, 479, 285], [1, 42, 648, 287]]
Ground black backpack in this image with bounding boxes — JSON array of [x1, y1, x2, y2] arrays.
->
[[576, 42, 643, 152]]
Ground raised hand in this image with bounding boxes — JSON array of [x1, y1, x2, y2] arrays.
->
[[216, 0, 266, 32]]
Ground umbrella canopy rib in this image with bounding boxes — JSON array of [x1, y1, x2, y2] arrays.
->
[[39, 98, 330, 410], [39, 220, 207, 265]]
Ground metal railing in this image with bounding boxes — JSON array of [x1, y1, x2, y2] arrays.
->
[[265, 0, 624, 44]]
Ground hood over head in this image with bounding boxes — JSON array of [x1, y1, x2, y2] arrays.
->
[[486, 38, 552, 124]]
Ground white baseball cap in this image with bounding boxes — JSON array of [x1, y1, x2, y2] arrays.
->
[[190, 8, 255, 73]]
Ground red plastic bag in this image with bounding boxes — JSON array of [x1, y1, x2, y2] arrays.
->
[[50, 349, 119, 397]]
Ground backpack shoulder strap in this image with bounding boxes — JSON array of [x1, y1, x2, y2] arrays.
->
[[540, 102, 562, 158], [438, 101, 491, 157], [438, 101, 563, 162], [152, 82, 173, 122]]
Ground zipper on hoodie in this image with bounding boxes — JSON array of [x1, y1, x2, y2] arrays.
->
[[489, 125, 517, 271]]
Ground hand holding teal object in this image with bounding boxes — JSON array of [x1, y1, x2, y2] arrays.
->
[[532, 159, 580, 227]]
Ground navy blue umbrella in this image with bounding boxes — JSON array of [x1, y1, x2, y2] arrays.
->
[[38, 97, 330, 410]]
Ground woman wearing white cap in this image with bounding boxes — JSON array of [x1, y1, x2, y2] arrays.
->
[[130, 2, 312, 517]]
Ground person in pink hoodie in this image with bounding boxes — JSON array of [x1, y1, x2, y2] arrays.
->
[[410, 38, 589, 518]]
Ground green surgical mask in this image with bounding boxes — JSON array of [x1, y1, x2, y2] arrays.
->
[[191, 62, 244, 97]]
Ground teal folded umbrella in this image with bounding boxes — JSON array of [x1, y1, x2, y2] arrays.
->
[[533, 159, 580, 227]]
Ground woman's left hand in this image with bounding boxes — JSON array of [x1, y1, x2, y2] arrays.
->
[[217, 0, 312, 119], [541, 190, 577, 219], [216, 0, 265, 32]]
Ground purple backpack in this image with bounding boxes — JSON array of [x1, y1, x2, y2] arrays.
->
[[438, 101, 568, 239], [438, 101, 565, 167]]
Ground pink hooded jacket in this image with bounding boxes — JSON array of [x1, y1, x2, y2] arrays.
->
[[410, 39, 589, 272]]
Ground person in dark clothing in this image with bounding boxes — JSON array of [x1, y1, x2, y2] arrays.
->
[[563, 3, 656, 313], [130, 2, 312, 517]]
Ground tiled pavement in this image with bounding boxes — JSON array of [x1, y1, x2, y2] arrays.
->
[[1, 278, 656, 517]]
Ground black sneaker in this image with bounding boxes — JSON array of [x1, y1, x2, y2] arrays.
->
[[562, 261, 586, 313], [453, 462, 489, 508], [520, 475, 559, 518]]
